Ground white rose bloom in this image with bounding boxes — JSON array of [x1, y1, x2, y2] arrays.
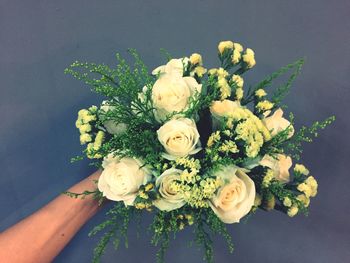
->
[[152, 58, 189, 77], [100, 101, 127, 135], [98, 154, 151, 206], [259, 154, 292, 183], [151, 58, 201, 122], [157, 118, 201, 160], [210, 99, 241, 119], [263, 108, 294, 138], [153, 168, 185, 211], [210, 166, 255, 224]]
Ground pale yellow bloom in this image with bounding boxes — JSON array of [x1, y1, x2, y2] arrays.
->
[[231, 74, 244, 88], [233, 43, 243, 52], [294, 164, 310, 175], [287, 205, 299, 217], [80, 133, 92, 145], [305, 176, 318, 197], [297, 183, 312, 197], [218, 40, 234, 54], [297, 194, 310, 207], [93, 131, 105, 151], [78, 124, 92, 134], [283, 197, 292, 207], [217, 77, 231, 100], [189, 53, 202, 65], [232, 50, 241, 64], [242, 48, 256, 68], [256, 100, 274, 111], [216, 68, 229, 78], [194, 66, 207, 77], [255, 89, 267, 98], [236, 88, 244, 100]]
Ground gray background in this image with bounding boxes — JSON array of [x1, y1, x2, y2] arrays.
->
[[0, 0, 349, 262]]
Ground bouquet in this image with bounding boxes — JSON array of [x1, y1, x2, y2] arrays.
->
[[65, 40, 335, 263]]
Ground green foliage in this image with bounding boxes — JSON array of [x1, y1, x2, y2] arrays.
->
[[287, 115, 335, 160], [242, 58, 305, 105], [88, 203, 140, 263]]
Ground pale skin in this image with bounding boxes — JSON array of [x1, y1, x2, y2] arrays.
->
[[0, 169, 102, 263]]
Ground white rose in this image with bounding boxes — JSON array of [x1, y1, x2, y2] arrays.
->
[[263, 108, 294, 138], [153, 168, 185, 211], [210, 166, 255, 224], [259, 154, 292, 183], [151, 64, 201, 122], [98, 154, 151, 206], [152, 58, 189, 77], [100, 101, 127, 135], [157, 118, 201, 160], [210, 99, 241, 119]]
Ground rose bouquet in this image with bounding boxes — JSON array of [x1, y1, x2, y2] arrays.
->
[[65, 40, 334, 263]]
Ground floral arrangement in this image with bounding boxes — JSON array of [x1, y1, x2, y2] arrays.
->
[[65, 40, 335, 263]]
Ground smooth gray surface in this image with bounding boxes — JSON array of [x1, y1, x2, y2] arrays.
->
[[0, 0, 349, 262]]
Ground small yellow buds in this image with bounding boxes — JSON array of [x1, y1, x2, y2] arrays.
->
[[189, 53, 203, 65], [231, 74, 244, 88], [287, 205, 299, 217], [305, 176, 318, 197], [194, 66, 207, 77], [217, 77, 231, 100], [283, 197, 292, 207], [218, 40, 234, 54], [255, 89, 267, 98], [233, 42, 243, 52], [294, 164, 310, 175], [297, 194, 310, 207], [145, 183, 154, 192], [256, 100, 274, 112], [297, 176, 318, 198], [80, 133, 92, 145], [242, 48, 256, 69], [262, 169, 274, 188]]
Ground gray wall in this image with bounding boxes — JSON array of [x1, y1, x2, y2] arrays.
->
[[0, 0, 349, 262]]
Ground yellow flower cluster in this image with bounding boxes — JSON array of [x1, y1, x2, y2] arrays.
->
[[217, 40, 244, 65], [86, 130, 105, 159], [283, 197, 292, 207], [218, 140, 239, 154], [134, 183, 155, 211], [194, 66, 207, 77], [207, 131, 221, 148], [294, 164, 310, 175], [256, 100, 274, 112], [297, 194, 310, 207], [242, 48, 256, 69], [262, 169, 275, 187], [255, 89, 267, 98], [232, 43, 243, 64], [217, 77, 231, 100], [287, 205, 299, 217], [218, 40, 234, 54], [177, 214, 194, 230], [175, 157, 201, 170], [208, 67, 231, 100], [231, 74, 244, 100], [172, 176, 222, 208], [232, 109, 271, 158], [297, 176, 318, 198], [189, 53, 203, 65], [76, 108, 97, 145]]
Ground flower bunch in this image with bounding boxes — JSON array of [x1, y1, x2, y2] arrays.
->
[[65, 41, 335, 263]]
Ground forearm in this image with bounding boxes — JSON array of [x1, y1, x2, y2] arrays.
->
[[0, 170, 102, 263]]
